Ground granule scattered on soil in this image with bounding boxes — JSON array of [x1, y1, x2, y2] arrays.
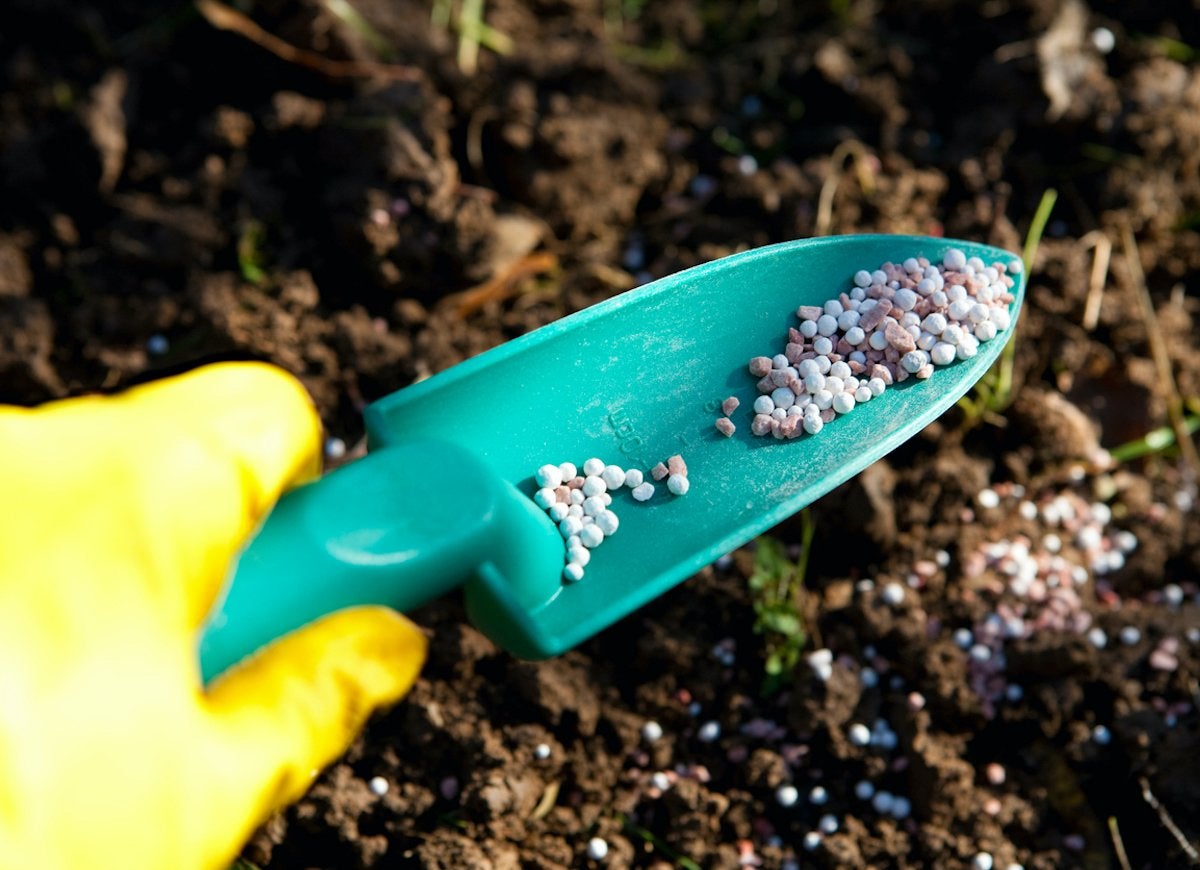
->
[[946, 478, 1175, 718]]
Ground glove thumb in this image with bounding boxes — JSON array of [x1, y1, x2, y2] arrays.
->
[[199, 606, 427, 857]]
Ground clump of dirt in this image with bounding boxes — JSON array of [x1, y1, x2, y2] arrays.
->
[[4, 0, 1200, 867]]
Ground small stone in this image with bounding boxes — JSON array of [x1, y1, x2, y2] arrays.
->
[[642, 721, 664, 742], [586, 837, 609, 860], [368, 776, 389, 796]]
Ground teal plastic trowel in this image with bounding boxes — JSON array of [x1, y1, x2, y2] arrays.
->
[[199, 235, 1025, 682]]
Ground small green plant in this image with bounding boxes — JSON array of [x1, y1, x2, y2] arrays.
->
[[1109, 412, 1200, 463], [320, 0, 396, 61], [1143, 33, 1200, 63], [829, 0, 853, 24], [236, 219, 268, 285], [620, 814, 702, 870], [602, 0, 686, 70], [749, 511, 813, 694], [828, 0, 873, 29], [957, 187, 1057, 425], [430, 0, 513, 75], [604, 0, 647, 32]]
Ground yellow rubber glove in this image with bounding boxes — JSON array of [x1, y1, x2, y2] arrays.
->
[[0, 362, 427, 870]]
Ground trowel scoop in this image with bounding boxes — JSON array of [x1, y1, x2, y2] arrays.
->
[[199, 234, 1025, 682]]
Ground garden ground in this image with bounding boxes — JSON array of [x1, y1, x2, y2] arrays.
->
[[3, 1, 1200, 867]]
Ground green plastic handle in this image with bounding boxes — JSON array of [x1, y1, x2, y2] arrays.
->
[[197, 440, 564, 683]]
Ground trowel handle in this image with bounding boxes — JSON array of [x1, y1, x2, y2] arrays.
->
[[197, 440, 562, 683]]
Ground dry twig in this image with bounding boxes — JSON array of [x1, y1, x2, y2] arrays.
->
[[815, 140, 877, 237], [1078, 229, 1112, 331], [1108, 815, 1132, 870], [1140, 777, 1200, 865], [1121, 223, 1200, 477], [450, 251, 558, 318], [195, 0, 423, 82]]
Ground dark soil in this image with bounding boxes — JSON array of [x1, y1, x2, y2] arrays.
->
[[4, 1, 1200, 867]]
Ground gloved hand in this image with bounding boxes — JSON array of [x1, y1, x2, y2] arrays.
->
[[0, 362, 427, 869]]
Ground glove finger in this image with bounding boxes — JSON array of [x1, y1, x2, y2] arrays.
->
[[116, 362, 323, 630], [201, 606, 427, 833]]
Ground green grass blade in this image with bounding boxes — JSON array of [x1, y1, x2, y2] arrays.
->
[[960, 188, 1056, 422], [1109, 414, 1200, 463], [620, 815, 702, 870]]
